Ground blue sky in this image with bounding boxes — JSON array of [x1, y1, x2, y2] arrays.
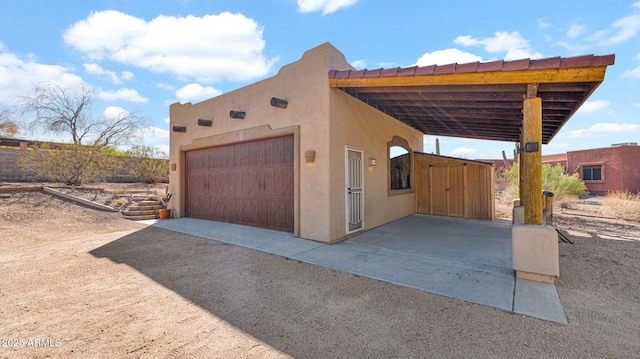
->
[[1, 0, 639, 159]]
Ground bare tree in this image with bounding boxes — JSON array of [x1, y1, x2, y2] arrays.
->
[[15, 82, 149, 185], [0, 109, 19, 138], [18, 82, 148, 147]]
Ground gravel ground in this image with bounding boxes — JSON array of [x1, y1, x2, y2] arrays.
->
[[1, 191, 639, 358]]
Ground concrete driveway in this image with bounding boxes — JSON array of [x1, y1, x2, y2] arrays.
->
[[143, 214, 566, 323]]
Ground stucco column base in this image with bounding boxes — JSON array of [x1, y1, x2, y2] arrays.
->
[[512, 224, 559, 283], [516, 270, 556, 284], [512, 205, 524, 225]]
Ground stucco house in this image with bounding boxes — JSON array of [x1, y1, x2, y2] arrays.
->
[[169, 43, 426, 244], [169, 43, 614, 282], [542, 143, 640, 195], [491, 143, 640, 195]]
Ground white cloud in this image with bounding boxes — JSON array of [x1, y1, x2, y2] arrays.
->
[[154, 144, 170, 154], [0, 50, 84, 104], [141, 126, 170, 140], [378, 61, 397, 68], [633, 103, 640, 108], [622, 53, 640, 78], [156, 83, 176, 90], [121, 71, 134, 80], [103, 106, 130, 120], [84, 63, 120, 83], [577, 100, 610, 114], [64, 10, 276, 82], [598, 13, 640, 46], [175, 83, 222, 103], [127, 126, 170, 153], [634, 1, 640, 8], [552, 40, 591, 53], [567, 24, 585, 38], [454, 31, 542, 60], [351, 59, 367, 69], [297, 0, 357, 14], [416, 48, 482, 66], [164, 117, 170, 124], [558, 123, 640, 139], [450, 147, 477, 158], [97, 88, 149, 103], [538, 18, 550, 29]]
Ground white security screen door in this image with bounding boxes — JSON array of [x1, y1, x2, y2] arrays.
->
[[346, 146, 364, 234]]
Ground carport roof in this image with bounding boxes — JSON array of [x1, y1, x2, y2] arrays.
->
[[329, 54, 615, 144]]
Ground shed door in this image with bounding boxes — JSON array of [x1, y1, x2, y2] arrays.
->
[[429, 164, 466, 218], [185, 135, 294, 232]]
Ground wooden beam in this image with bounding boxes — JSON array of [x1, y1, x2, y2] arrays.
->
[[521, 98, 543, 225], [330, 67, 608, 88], [527, 83, 539, 98]]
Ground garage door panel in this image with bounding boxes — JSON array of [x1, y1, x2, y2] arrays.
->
[[242, 171, 259, 197], [209, 197, 224, 221], [278, 169, 295, 197], [185, 135, 294, 232], [209, 172, 226, 194], [235, 198, 251, 225], [266, 200, 294, 230]]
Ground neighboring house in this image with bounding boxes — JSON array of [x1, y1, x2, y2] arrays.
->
[[543, 143, 640, 195], [168, 42, 613, 247], [489, 143, 640, 195]]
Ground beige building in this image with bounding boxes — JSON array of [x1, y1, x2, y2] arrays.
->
[[169, 43, 423, 243], [169, 43, 614, 282]]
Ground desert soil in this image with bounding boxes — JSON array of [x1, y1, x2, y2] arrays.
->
[[1, 190, 639, 358]]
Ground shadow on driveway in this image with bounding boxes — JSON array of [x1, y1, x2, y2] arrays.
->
[[90, 225, 523, 357]]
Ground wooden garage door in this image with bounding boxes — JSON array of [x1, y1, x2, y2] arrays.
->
[[185, 135, 294, 232]]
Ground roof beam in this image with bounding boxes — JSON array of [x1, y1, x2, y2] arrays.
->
[[330, 67, 608, 88], [527, 83, 539, 98]]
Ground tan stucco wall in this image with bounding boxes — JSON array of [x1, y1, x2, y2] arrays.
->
[[169, 43, 353, 242], [169, 42, 424, 243], [327, 89, 423, 242]]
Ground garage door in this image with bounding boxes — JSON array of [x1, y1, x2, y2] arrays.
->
[[185, 135, 294, 232]]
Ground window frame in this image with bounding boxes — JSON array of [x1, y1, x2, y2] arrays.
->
[[581, 164, 604, 182], [387, 136, 414, 196]]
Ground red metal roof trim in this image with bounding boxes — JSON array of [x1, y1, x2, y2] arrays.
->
[[329, 54, 616, 79]]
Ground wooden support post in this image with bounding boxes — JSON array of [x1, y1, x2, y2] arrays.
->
[[521, 97, 543, 225], [517, 137, 523, 202], [543, 192, 554, 225]]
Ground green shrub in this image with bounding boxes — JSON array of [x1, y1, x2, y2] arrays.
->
[[502, 163, 588, 201]]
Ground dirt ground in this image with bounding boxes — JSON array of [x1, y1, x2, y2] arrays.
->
[[1, 190, 639, 358]]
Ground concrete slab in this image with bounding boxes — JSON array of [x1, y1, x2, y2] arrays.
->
[[514, 278, 568, 323], [142, 218, 325, 258], [141, 215, 566, 323]]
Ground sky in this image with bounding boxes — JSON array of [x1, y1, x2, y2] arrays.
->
[[1, 0, 639, 159]]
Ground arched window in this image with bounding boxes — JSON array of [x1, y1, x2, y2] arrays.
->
[[388, 136, 413, 195]]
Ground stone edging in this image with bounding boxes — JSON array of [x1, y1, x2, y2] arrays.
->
[[43, 187, 118, 212]]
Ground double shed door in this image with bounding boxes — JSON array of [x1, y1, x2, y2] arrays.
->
[[429, 164, 466, 218], [185, 135, 294, 232]]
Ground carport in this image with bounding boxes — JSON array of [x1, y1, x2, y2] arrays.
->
[[329, 53, 615, 283], [168, 43, 614, 291]]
